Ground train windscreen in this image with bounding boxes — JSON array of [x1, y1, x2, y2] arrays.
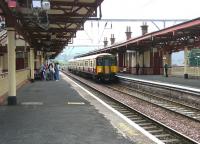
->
[[97, 58, 103, 66], [110, 56, 117, 66], [97, 56, 116, 66], [104, 59, 110, 66], [104, 56, 116, 66]]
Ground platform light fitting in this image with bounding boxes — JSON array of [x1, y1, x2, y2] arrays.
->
[[51, 33, 56, 40], [188, 38, 194, 43], [8, 0, 16, 8], [42, 0, 51, 10], [32, 0, 42, 8], [32, 0, 50, 10]]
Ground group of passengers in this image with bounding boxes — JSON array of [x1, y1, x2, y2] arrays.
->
[[40, 62, 60, 81]]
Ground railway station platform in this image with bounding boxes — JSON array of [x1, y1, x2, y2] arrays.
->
[[117, 73, 200, 89], [0, 72, 158, 144]]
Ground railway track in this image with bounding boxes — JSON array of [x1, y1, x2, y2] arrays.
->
[[117, 76, 200, 108], [63, 71, 199, 144], [106, 84, 200, 122]]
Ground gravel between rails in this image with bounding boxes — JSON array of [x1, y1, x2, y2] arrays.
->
[[100, 84, 200, 142], [66, 72, 200, 143]]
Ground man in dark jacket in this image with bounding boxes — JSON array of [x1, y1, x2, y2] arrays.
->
[[136, 63, 140, 75], [164, 63, 168, 77]]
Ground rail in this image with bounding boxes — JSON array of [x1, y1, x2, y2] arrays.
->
[[117, 75, 200, 95], [63, 71, 199, 144], [107, 84, 200, 122]]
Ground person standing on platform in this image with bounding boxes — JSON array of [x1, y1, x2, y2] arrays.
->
[[49, 63, 55, 80], [164, 63, 168, 77], [54, 62, 60, 81], [136, 63, 140, 75], [40, 64, 46, 80]]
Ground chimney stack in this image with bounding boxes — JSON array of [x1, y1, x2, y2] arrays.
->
[[141, 22, 148, 35], [110, 34, 115, 45], [125, 26, 132, 40], [103, 37, 108, 47]]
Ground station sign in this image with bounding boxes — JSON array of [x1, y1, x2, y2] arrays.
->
[[126, 50, 135, 53], [32, 0, 41, 8], [8, 0, 16, 8]]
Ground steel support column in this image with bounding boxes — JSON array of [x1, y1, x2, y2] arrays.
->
[[167, 52, 172, 75], [7, 27, 17, 105], [0, 55, 3, 73], [30, 48, 35, 81], [41, 52, 44, 65], [184, 47, 189, 79], [163, 54, 166, 76]]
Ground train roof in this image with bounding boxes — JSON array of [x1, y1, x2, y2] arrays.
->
[[69, 53, 114, 62]]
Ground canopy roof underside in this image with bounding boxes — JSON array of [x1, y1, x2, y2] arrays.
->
[[0, 0, 103, 57]]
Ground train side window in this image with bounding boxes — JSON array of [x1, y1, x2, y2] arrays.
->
[[90, 61, 92, 67], [85, 61, 88, 67]]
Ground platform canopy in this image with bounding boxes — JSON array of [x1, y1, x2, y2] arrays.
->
[[78, 17, 200, 57], [0, 0, 103, 57]]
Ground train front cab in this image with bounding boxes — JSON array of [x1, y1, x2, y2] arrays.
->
[[96, 55, 118, 82]]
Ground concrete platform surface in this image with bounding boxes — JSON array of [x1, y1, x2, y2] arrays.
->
[[118, 73, 200, 89], [0, 73, 157, 144]]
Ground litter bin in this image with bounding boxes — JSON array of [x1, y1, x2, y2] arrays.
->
[[184, 73, 188, 79]]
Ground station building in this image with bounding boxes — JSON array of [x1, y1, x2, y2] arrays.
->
[[0, 1, 200, 144], [78, 17, 200, 78]]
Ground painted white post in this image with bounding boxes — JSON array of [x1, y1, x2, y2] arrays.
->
[[41, 51, 44, 65], [7, 27, 17, 105], [0, 55, 3, 73], [163, 55, 166, 76], [30, 48, 35, 81], [184, 47, 188, 79], [197, 56, 200, 77]]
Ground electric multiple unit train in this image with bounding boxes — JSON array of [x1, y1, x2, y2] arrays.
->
[[68, 53, 118, 82]]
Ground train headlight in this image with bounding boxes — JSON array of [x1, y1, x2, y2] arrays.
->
[[97, 66, 103, 73]]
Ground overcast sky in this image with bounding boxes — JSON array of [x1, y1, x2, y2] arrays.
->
[[101, 0, 200, 19], [60, 0, 200, 57]]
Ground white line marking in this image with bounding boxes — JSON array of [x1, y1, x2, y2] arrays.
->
[[117, 75, 200, 93], [21, 102, 43, 105], [67, 102, 85, 105], [61, 73, 164, 144]]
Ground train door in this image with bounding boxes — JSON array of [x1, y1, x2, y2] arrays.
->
[[103, 57, 111, 74], [96, 57, 103, 74]]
